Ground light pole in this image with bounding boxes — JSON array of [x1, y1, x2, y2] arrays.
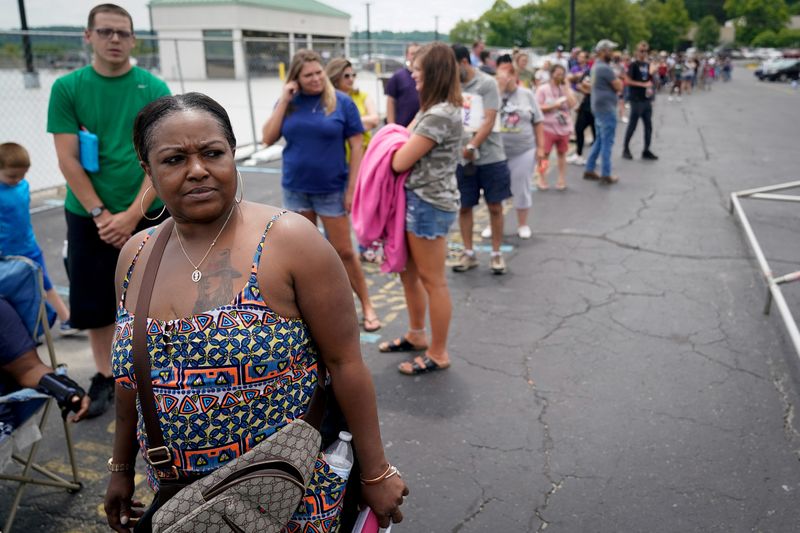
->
[[365, 2, 372, 62], [569, 0, 576, 51], [434, 15, 439, 42], [17, 0, 39, 88]]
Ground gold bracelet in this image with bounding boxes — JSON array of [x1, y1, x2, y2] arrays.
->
[[360, 464, 399, 485], [107, 457, 135, 472]]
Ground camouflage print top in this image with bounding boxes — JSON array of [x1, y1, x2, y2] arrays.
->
[[405, 102, 464, 212]]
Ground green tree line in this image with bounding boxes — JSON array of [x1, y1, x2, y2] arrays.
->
[[449, 0, 800, 51]]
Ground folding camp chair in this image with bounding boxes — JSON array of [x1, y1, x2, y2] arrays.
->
[[0, 255, 81, 533]]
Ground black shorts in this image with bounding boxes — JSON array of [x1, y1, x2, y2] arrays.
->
[[456, 161, 512, 209], [65, 208, 168, 330]]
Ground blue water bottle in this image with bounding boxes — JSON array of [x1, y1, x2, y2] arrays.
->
[[78, 127, 99, 173]]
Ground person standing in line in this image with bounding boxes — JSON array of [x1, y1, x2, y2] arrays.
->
[[567, 51, 593, 166], [262, 49, 381, 332], [514, 51, 534, 89], [46, 3, 171, 418], [583, 39, 623, 185], [451, 44, 512, 275], [535, 64, 577, 191], [385, 43, 420, 127], [622, 41, 659, 161], [494, 66, 544, 239], [326, 58, 379, 157], [377, 43, 464, 375], [570, 69, 595, 166], [470, 40, 485, 67]]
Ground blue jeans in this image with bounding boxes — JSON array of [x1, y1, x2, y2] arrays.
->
[[586, 111, 617, 177]]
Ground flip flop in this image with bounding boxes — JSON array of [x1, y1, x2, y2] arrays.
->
[[362, 315, 382, 332], [398, 355, 450, 375], [556, 183, 567, 191], [378, 337, 427, 353], [536, 181, 550, 191]]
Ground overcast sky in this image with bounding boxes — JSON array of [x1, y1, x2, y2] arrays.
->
[[2, 0, 528, 33]]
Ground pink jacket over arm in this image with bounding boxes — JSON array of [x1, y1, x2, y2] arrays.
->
[[352, 124, 411, 273]]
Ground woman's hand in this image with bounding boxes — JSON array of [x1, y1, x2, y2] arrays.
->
[[361, 473, 410, 528], [105, 471, 144, 532], [282, 81, 299, 102]]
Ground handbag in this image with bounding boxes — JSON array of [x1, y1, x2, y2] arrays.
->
[[131, 218, 327, 533]]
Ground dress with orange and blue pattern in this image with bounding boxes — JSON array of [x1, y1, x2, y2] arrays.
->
[[110, 213, 347, 532]]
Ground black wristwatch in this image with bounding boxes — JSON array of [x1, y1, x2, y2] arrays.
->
[[90, 205, 105, 218]]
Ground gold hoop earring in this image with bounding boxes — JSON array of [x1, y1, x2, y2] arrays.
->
[[140, 185, 167, 221], [236, 169, 244, 204]]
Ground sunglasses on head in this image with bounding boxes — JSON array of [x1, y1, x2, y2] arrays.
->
[[343, 73, 357, 79], [94, 28, 133, 40]]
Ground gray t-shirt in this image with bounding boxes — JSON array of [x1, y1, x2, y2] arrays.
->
[[406, 102, 464, 212], [461, 70, 506, 166], [498, 87, 544, 158], [590, 60, 618, 116]]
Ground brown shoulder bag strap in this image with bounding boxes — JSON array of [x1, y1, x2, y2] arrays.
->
[[132, 218, 175, 471]]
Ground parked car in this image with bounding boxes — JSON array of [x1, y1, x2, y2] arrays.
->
[[756, 58, 800, 82]]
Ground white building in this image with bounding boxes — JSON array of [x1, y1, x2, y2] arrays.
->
[[149, 0, 351, 80]]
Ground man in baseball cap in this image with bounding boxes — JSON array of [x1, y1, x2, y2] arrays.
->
[[595, 39, 618, 52], [583, 38, 623, 184]]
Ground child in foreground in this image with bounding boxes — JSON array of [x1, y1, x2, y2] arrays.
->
[[0, 142, 77, 335]]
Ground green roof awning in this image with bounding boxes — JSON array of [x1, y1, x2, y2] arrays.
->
[[149, 0, 350, 19]]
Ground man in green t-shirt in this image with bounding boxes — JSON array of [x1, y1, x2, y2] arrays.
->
[[46, 3, 171, 418]]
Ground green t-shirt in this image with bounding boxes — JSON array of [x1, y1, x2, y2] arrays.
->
[[47, 65, 171, 216]]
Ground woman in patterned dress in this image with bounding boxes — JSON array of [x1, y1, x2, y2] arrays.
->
[[104, 93, 407, 532]]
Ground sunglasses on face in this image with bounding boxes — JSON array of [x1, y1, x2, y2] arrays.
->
[[93, 28, 133, 40], [343, 73, 357, 79]]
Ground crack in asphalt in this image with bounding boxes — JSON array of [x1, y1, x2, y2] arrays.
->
[[535, 231, 753, 262], [766, 357, 800, 459], [450, 478, 499, 533]]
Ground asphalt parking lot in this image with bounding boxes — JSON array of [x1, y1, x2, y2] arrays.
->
[[3, 69, 800, 532]]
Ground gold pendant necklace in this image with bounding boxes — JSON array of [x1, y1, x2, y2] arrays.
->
[[174, 205, 236, 283]]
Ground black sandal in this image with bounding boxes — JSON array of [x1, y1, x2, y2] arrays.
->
[[398, 356, 450, 375], [378, 337, 427, 353]]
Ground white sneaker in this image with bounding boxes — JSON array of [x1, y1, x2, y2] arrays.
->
[[668, 96, 674, 102], [565, 153, 578, 164], [570, 155, 585, 166], [518, 225, 532, 239], [480, 226, 492, 239]]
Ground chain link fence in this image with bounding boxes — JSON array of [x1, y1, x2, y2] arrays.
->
[[0, 30, 416, 192]]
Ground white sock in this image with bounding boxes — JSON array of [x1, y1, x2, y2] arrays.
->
[[464, 249, 475, 257], [491, 251, 502, 258]]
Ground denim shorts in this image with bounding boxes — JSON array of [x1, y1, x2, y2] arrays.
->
[[405, 189, 456, 240], [456, 160, 512, 208], [283, 189, 346, 218]]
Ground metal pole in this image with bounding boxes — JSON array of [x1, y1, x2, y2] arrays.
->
[[569, 0, 576, 51], [435, 15, 439, 42], [173, 39, 185, 93], [240, 36, 259, 150], [365, 2, 371, 61], [17, 0, 34, 74]]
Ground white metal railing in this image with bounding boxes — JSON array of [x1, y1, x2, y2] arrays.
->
[[730, 181, 800, 357]]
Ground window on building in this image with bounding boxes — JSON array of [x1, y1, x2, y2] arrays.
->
[[311, 35, 346, 63], [203, 29, 234, 79], [243, 30, 289, 77]]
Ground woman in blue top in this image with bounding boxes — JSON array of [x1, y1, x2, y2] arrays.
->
[[262, 50, 381, 333]]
